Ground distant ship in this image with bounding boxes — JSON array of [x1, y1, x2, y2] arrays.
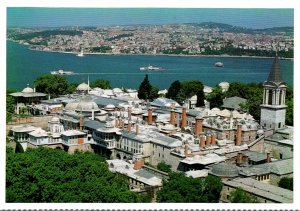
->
[[140, 65, 162, 71], [51, 69, 74, 75], [214, 62, 224, 67], [77, 49, 84, 57]]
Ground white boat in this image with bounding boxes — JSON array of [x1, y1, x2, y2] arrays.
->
[[140, 65, 162, 71], [214, 62, 224, 67], [77, 49, 84, 57], [51, 69, 74, 75]]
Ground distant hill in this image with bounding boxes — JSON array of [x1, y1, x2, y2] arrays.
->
[[186, 22, 293, 35]]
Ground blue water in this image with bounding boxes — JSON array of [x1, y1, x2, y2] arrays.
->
[[7, 41, 293, 91]]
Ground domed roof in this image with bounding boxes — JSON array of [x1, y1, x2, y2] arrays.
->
[[250, 123, 258, 130], [65, 101, 79, 111], [22, 86, 34, 93], [219, 81, 229, 88], [221, 109, 231, 117], [210, 163, 239, 177], [241, 124, 249, 131], [162, 124, 175, 131], [105, 104, 116, 110], [257, 129, 264, 135], [76, 83, 90, 91], [50, 116, 60, 123], [76, 100, 99, 112]]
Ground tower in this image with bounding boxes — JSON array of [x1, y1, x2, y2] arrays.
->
[[260, 55, 287, 130]]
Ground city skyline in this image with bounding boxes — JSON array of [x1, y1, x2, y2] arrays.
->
[[7, 8, 293, 29]]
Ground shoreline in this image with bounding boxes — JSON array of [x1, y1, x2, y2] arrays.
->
[[8, 40, 293, 60]]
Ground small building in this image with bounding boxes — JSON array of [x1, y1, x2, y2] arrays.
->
[[221, 96, 247, 111], [61, 130, 87, 146]]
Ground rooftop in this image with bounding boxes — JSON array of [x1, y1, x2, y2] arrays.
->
[[181, 153, 226, 165], [61, 130, 86, 136], [223, 177, 293, 203]]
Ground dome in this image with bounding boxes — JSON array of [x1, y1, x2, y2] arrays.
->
[[221, 109, 231, 117], [210, 163, 239, 177], [65, 101, 79, 111], [241, 124, 249, 131], [76, 101, 99, 112], [162, 124, 175, 131], [250, 123, 258, 130], [22, 86, 34, 93], [76, 83, 90, 91], [257, 129, 264, 136], [219, 81, 230, 88], [105, 104, 116, 110], [50, 116, 60, 123]]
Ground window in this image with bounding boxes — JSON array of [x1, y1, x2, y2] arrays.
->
[[280, 153, 283, 159]]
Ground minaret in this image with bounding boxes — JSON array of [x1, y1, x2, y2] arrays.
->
[[260, 54, 287, 130]]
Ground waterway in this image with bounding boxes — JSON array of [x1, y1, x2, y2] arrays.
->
[[7, 41, 293, 90]]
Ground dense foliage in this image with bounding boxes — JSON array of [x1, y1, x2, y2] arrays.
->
[[137, 75, 159, 101], [278, 177, 293, 191], [156, 161, 172, 174], [229, 187, 259, 203], [157, 173, 222, 202], [166, 80, 205, 106], [34, 74, 69, 98], [90, 46, 112, 53], [6, 147, 145, 202], [90, 79, 112, 89]]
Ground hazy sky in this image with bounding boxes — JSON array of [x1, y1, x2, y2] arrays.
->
[[7, 8, 293, 29]]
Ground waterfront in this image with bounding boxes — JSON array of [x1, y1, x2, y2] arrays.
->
[[7, 41, 293, 90]]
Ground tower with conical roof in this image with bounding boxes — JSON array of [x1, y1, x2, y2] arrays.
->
[[260, 55, 287, 130]]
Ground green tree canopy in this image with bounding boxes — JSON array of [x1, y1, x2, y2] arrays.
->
[[34, 74, 69, 98], [138, 75, 158, 101], [156, 173, 222, 202], [157, 161, 172, 174], [6, 147, 146, 202], [90, 79, 111, 89], [229, 187, 259, 203], [278, 177, 293, 191], [166, 80, 181, 101], [181, 80, 205, 107], [67, 83, 79, 94], [205, 85, 224, 108]]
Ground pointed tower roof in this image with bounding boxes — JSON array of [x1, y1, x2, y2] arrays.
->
[[267, 55, 282, 83]]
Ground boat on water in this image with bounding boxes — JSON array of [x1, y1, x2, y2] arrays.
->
[[140, 65, 162, 71], [51, 69, 74, 75], [77, 49, 84, 57], [214, 62, 224, 67]]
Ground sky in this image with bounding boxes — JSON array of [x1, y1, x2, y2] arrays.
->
[[7, 8, 294, 29]]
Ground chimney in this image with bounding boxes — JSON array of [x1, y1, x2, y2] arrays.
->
[[79, 115, 83, 130], [115, 118, 119, 127], [211, 132, 216, 145], [195, 117, 203, 136], [128, 121, 132, 132], [185, 143, 188, 157], [200, 133, 206, 148], [128, 107, 132, 121], [236, 152, 243, 165], [136, 124, 139, 135], [181, 106, 187, 129], [243, 155, 249, 164], [147, 107, 153, 125], [133, 159, 144, 170], [267, 152, 271, 163], [170, 109, 175, 125], [206, 133, 211, 145], [236, 124, 242, 146]]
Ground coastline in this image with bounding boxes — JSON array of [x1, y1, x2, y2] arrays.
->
[[8, 40, 293, 60]]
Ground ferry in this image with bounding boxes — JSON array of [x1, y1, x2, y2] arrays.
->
[[214, 62, 224, 67], [51, 69, 74, 75], [140, 65, 162, 71]]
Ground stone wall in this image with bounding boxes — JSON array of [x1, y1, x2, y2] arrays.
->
[[264, 139, 293, 159]]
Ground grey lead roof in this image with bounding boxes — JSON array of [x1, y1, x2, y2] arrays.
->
[[134, 169, 162, 180], [222, 96, 247, 110]]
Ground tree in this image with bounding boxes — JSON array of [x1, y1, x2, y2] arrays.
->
[[181, 80, 205, 107], [157, 161, 172, 174], [278, 177, 293, 191], [205, 85, 224, 108], [138, 74, 153, 101], [156, 173, 223, 202], [166, 80, 181, 101], [6, 147, 146, 202], [6, 95, 16, 122], [229, 187, 259, 203], [90, 79, 111, 89], [67, 83, 79, 94], [149, 86, 159, 101], [285, 86, 293, 126], [34, 74, 69, 98]]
